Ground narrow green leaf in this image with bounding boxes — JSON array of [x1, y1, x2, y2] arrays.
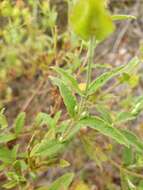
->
[[14, 112, 26, 136], [120, 129, 143, 153], [88, 66, 124, 95], [50, 77, 77, 118], [34, 112, 55, 128], [115, 112, 136, 124], [132, 96, 143, 116], [123, 147, 133, 166], [0, 133, 16, 143], [0, 112, 8, 129], [52, 67, 82, 95], [3, 180, 17, 189], [112, 14, 136, 21], [49, 172, 74, 190], [124, 57, 140, 73], [115, 96, 143, 124], [88, 57, 140, 95], [30, 139, 65, 157], [0, 147, 16, 164], [79, 116, 129, 146]]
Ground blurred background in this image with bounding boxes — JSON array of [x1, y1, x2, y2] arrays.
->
[[0, 0, 143, 189]]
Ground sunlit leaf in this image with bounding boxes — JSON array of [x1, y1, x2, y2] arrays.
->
[[30, 139, 65, 157], [13, 112, 26, 136], [0, 111, 8, 129], [49, 172, 74, 190], [120, 129, 143, 153], [123, 147, 133, 166], [50, 77, 77, 118], [52, 67, 82, 95], [115, 112, 136, 124], [34, 112, 55, 128], [2, 180, 17, 189], [88, 57, 140, 95], [79, 116, 129, 146], [0, 147, 16, 164], [0, 133, 16, 144], [70, 0, 115, 41]]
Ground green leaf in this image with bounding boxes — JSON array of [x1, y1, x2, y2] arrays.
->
[[30, 139, 65, 157], [50, 77, 77, 118], [115, 112, 136, 124], [115, 95, 143, 124], [3, 180, 17, 189], [120, 129, 143, 153], [0, 111, 8, 129], [112, 14, 136, 21], [0, 147, 16, 164], [132, 96, 143, 116], [59, 159, 70, 168], [49, 172, 74, 190], [124, 57, 140, 73], [88, 66, 124, 95], [123, 147, 133, 166], [79, 116, 129, 146], [95, 105, 113, 124], [34, 112, 55, 128], [52, 67, 82, 95], [14, 112, 26, 136], [0, 133, 16, 143], [88, 57, 140, 95], [70, 0, 115, 41]]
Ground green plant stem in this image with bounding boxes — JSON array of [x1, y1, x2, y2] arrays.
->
[[63, 38, 96, 140], [78, 38, 96, 115], [85, 37, 95, 94]]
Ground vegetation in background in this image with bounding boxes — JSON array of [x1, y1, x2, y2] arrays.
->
[[0, 0, 143, 189]]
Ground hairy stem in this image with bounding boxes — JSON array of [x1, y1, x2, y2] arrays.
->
[[85, 37, 95, 94], [78, 38, 96, 115]]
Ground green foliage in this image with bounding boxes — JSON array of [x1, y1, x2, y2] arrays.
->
[[49, 173, 74, 190], [79, 116, 129, 146], [69, 0, 115, 41], [50, 77, 77, 118], [88, 57, 140, 95], [0, 0, 142, 189], [30, 139, 65, 157], [0, 0, 57, 82], [13, 112, 26, 136], [0, 109, 8, 129]]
